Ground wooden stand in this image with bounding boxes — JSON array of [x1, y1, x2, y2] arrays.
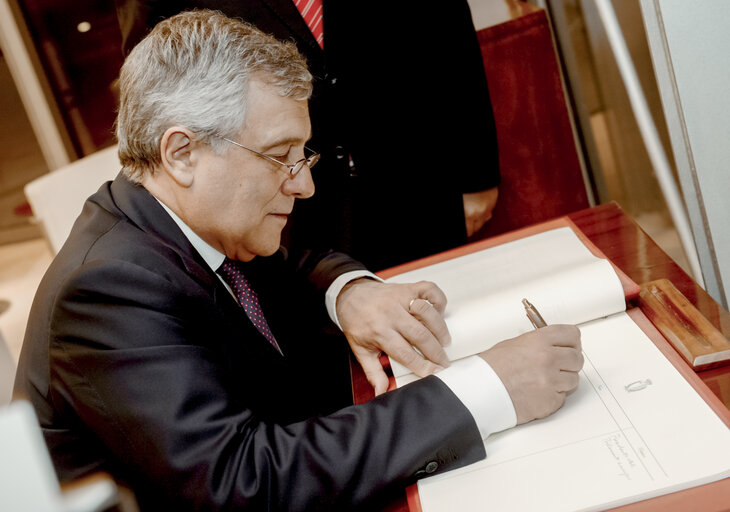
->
[[638, 279, 730, 370]]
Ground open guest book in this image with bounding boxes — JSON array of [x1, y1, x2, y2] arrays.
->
[[376, 220, 730, 512]]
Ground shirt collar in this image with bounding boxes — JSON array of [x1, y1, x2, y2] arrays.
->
[[155, 198, 225, 272]]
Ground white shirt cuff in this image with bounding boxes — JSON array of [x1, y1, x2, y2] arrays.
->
[[325, 270, 383, 329], [434, 355, 517, 439]]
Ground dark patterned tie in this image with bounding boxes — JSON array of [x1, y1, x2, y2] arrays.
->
[[217, 258, 283, 355], [293, 0, 324, 48]]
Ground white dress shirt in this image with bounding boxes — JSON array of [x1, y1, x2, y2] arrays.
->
[[157, 200, 516, 439]]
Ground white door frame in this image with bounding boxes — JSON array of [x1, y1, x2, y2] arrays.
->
[[0, 0, 71, 170]]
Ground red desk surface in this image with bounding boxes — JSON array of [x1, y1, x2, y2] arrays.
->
[[570, 202, 730, 409], [352, 202, 730, 511]]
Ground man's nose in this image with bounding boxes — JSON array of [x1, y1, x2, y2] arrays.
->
[[282, 165, 315, 198]]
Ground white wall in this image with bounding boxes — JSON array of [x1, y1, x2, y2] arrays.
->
[[641, 0, 730, 306]]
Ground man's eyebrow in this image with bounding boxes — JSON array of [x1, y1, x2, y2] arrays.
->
[[260, 135, 312, 152]]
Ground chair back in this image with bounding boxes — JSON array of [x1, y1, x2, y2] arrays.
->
[[0, 401, 63, 511], [474, 12, 591, 239], [0, 330, 15, 406], [0, 401, 119, 512], [24, 145, 121, 254]]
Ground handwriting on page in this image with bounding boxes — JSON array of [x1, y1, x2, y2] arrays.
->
[[583, 351, 666, 483], [604, 435, 638, 480]]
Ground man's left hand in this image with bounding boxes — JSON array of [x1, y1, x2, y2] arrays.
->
[[463, 187, 499, 237], [336, 278, 452, 396]]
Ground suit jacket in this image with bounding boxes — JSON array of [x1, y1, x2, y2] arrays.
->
[[14, 175, 486, 511], [114, 0, 501, 271]]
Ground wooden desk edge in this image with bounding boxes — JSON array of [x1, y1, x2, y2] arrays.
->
[[351, 204, 730, 511]]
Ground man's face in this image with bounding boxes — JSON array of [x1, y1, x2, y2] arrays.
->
[[187, 79, 314, 261]]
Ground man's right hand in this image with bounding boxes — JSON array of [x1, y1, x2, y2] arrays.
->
[[480, 325, 583, 425]]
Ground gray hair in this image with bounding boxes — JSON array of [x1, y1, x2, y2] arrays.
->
[[116, 10, 313, 182]]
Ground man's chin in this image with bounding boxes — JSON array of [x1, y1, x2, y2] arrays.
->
[[254, 234, 284, 258]]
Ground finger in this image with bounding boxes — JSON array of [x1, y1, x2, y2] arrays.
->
[[543, 324, 582, 349], [411, 281, 448, 314], [355, 350, 390, 396], [398, 309, 451, 367], [384, 330, 444, 378], [551, 391, 567, 412], [408, 298, 452, 348], [470, 214, 488, 235], [556, 370, 581, 393], [465, 217, 476, 237], [553, 345, 585, 372]]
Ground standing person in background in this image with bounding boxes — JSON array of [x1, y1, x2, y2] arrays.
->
[[115, 0, 501, 271]]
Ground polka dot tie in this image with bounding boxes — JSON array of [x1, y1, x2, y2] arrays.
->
[[218, 258, 283, 355]]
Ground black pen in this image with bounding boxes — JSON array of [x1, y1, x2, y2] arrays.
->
[[522, 298, 547, 329]]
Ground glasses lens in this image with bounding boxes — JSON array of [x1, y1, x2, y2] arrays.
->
[[306, 153, 320, 169], [290, 153, 320, 177]]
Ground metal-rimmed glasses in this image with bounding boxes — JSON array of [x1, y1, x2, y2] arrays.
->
[[221, 137, 320, 178]]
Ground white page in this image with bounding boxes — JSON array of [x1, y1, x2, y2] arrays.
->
[[413, 313, 730, 512], [388, 228, 627, 378]]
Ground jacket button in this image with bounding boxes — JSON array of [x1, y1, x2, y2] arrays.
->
[[425, 461, 439, 474], [334, 145, 347, 160]]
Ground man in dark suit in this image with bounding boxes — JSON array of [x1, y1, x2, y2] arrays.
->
[[115, 0, 501, 272], [15, 12, 581, 510]]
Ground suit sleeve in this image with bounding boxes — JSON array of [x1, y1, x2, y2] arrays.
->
[[292, 247, 368, 293], [49, 259, 485, 510]]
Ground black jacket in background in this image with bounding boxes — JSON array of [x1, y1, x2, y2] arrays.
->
[[115, 0, 501, 270]]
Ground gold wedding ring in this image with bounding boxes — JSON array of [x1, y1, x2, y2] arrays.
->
[[409, 298, 433, 311]]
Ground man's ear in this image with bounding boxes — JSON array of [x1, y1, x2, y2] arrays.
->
[[159, 127, 199, 188]]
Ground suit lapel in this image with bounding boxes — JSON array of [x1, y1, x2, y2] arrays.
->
[[107, 176, 221, 290], [109, 176, 295, 359]]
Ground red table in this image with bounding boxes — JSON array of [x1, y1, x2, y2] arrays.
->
[[352, 202, 730, 511], [570, 202, 730, 409]]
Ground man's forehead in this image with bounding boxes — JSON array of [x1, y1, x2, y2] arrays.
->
[[245, 116, 312, 151], [242, 82, 311, 147]]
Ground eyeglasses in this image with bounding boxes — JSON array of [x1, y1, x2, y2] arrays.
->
[[221, 137, 320, 178]]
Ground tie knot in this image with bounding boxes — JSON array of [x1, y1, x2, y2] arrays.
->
[[217, 258, 255, 301], [218, 257, 243, 282], [217, 258, 245, 290], [216, 258, 283, 354]]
